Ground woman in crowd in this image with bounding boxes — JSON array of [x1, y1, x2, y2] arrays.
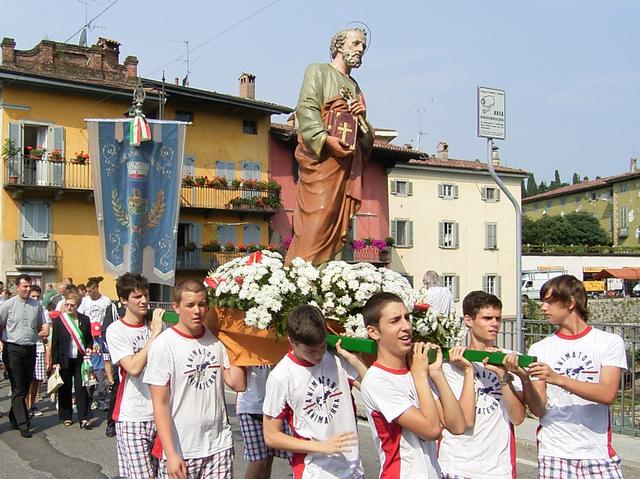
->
[[51, 289, 93, 428]]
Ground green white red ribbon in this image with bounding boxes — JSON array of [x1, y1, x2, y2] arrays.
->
[[130, 112, 152, 146]]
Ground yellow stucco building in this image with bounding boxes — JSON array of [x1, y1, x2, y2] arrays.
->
[[388, 144, 527, 317], [523, 160, 640, 248], [0, 37, 290, 300]]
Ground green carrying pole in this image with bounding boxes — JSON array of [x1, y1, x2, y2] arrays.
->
[[160, 310, 536, 368], [327, 334, 536, 368]]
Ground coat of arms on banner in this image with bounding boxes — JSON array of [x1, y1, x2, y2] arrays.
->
[[86, 119, 187, 285]]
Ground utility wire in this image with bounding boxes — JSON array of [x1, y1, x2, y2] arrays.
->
[[147, 0, 282, 76], [64, 0, 120, 43]]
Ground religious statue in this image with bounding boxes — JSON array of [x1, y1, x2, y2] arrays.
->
[[285, 27, 374, 266]]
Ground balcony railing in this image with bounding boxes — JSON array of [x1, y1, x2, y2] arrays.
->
[[175, 248, 247, 271], [15, 239, 58, 269], [5, 156, 92, 190], [341, 245, 391, 264], [180, 186, 280, 213]]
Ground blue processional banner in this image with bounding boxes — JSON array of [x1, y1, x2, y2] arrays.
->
[[86, 119, 186, 285]]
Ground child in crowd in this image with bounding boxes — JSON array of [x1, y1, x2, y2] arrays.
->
[[27, 285, 51, 417], [106, 273, 164, 479], [263, 304, 367, 479], [521, 275, 627, 478], [438, 291, 525, 479], [360, 292, 466, 478], [145, 279, 245, 479], [237, 365, 290, 479], [87, 323, 108, 411]]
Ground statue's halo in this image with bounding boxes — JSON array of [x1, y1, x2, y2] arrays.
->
[[343, 21, 372, 52]]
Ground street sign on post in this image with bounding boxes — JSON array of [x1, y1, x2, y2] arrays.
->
[[477, 87, 506, 140]]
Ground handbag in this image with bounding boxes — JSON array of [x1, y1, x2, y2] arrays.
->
[[47, 368, 64, 395]]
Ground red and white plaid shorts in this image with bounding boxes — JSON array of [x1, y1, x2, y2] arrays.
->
[[238, 413, 289, 462], [539, 455, 623, 479], [115, 420, 158, 479], [158, 447, 233, 479]]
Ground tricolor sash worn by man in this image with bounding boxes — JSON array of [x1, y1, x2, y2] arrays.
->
[[86, 118, 186, 284], [285, 28, 374, 266]]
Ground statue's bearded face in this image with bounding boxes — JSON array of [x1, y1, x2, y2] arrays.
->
[[339, 30, 366, 68]]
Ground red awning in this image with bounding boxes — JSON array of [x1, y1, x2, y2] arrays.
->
[[595, 268, 640, 280]]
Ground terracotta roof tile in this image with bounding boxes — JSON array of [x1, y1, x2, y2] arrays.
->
[[405, 156, 528, 175]]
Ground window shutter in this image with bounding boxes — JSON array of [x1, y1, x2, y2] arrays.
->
[[454, 275, 460, 301], [215, 161, 224, 177], [9, 121, 23, 152], [493, 224, 498, 249], [216, 225, 236, 244], [408, 221, 414, 247], [496, 276, 502, 298], [481, 186, 487, 201], [390, 180, 397, 195], [485, 223, 490, 249], [182, 156, 195, 177], [407, 181, 413, 196], [243, 224, 261, 244], [438, 183, 444, 198], [49, 125, 65, 158], [482, 274, 488, 293], [438, 221, 444, 248], [453, 185, 459, 198], [21, 201, 36, 239], [8, 122, 23, 178], [495, 188, 501, 201], [391, 220, 398, 244], [454, 222, 460, 248]]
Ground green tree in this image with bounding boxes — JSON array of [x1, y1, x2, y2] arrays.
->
[[565, 212, 610, 245], [526, 173, 538, 196], [521, 212, 611, 246], [572, 172, 580, 184], [521, 179, 527, 198], [538, 180, 548, 193]]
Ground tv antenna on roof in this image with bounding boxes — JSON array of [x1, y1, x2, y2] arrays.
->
[[77, 0, 106, 46]]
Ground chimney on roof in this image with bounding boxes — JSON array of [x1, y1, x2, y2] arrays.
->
[[239, 73, 256, 99], [492, 146, 500, 166], [1, 37, 16, 66], [630, 158, 638, 172], [436, 141, 448, 160], [175, 77, 180, 85]]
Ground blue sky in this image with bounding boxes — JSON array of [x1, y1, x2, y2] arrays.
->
[[2, 0, 638, 183]]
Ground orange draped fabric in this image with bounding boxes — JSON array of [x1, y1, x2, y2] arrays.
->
[[285, 96, 368, 266]]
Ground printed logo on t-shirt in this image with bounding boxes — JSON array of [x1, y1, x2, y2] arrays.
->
[[131, 331, 149, 354], [303, 376, 343, 424], [184, 347, 220, 390], [475, 369, 502, 416], [552, 350, 598, 388]]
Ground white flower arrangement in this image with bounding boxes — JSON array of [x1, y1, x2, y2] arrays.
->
[[205, 253, 466, 346], [317, 261, 414, 338], [411, 288, 467, 346], [205, 250, 318, 335]]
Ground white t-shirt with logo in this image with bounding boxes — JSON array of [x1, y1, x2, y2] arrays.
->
[[361, 362, 441, 479], [144, 327, 232, 460], [106, 319, 154, 422], [528, 326, 627, 460], [439, 359, 523, 479], [263, 351, 364, 479], [237, 365, 270, 415], [78, 295, 113, 326]]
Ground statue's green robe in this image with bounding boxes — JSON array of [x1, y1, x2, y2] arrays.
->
[[285, 64, 374, 266]]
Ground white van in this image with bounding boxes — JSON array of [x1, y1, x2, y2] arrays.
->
[[521, 269, 567, 300]]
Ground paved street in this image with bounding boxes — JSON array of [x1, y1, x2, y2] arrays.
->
[[0, 380, 637, 478]]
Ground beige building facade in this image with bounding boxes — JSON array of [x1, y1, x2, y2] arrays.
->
[[389, 148, 527, 317]]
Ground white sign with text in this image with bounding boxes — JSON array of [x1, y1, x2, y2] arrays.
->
[[477, 87, 506, 140]]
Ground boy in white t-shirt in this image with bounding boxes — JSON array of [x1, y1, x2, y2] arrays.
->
[[519, 275, 627, 478], [144, 279, 246, 479], [263, 304, 368, 479], [439, 291, 526, 479], [360, 292, 466, 479], [106, 273, 164, 479], [237, 365, 289, 479]]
